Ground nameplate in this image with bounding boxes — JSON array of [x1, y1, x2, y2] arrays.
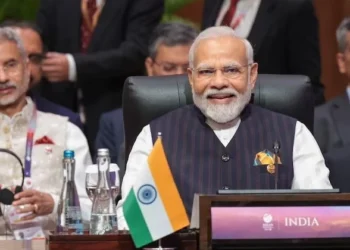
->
[[211, 205, 350, 240]]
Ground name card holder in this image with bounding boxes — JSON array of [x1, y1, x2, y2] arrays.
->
[[199, 193, 350, 250]]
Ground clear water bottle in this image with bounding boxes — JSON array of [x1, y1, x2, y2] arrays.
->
[[58, 150, 83, 234], [89, 149, 118, 235]]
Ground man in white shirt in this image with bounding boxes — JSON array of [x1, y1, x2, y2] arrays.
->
[[117, 26, 332, 229], [0, 27, 91, 232]]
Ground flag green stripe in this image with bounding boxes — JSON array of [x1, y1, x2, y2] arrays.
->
[[123, 189, 153, 248]]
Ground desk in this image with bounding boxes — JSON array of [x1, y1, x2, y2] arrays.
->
[[0, 239, 46, 250], [48, 232, 198, 250], [0, 232, 198, 250]]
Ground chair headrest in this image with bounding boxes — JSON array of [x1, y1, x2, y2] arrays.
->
[[123, 74, 314, 163]]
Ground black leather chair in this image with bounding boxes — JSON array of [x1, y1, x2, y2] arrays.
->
[[123, 74, 314, 164]]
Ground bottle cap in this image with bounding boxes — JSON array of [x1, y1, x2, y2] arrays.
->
[[97, 148, 110, 157], [63, 150, 75, 158]]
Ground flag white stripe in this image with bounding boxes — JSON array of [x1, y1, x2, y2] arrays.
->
[[132, 164, 173, 240]]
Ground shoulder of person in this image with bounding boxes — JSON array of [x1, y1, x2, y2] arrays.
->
[[37, 110, 69, 124], [149, 105, 194, 123], [249, 104, 297, 122], [100, 108, 123, 123], [315, 94, 347, 117]]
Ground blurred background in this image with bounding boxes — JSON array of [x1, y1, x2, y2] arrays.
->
[[1, 0, 349, 101]]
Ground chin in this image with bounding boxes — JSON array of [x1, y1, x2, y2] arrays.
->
[[0, 97, 17, 106]]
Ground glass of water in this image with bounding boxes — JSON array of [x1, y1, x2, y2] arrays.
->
[[85, 164, 120, 201]]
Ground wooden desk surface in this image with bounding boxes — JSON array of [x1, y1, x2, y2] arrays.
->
[[0, 239, 46, 250]]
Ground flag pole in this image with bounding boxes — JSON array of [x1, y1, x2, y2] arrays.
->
[[158, 239, 162, 250], [158, 131, 162, 250]]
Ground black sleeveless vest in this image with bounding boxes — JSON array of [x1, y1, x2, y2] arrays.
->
[[150, 104, 296, 216]]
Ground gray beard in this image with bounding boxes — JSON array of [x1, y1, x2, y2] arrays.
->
[[192, 86, 252, 124]]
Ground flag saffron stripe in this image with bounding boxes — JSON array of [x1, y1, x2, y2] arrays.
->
[[123, 188, 153, 248], [148, 138, 189, 230]]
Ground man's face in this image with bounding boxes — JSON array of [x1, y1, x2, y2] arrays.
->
[[145, 44, 191, 76], [0, 41, 29, 107], [337, 32, 350, 80], [15, 28, 43, 87], [188, 36, 258, 124]]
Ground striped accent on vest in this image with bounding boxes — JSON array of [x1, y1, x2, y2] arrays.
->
[[150, 104, 296, 216]]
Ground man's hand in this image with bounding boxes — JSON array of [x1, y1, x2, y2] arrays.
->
[[42, 52, 69, 82], [12, 190, 54, 220]]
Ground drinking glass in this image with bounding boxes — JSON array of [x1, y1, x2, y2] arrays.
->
[[85, 164, 119, 201]]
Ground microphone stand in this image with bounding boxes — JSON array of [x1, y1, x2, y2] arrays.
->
[[273, 141, 280, 190]]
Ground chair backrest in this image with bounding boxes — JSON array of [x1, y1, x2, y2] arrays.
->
[[123, 74, 314, 163]]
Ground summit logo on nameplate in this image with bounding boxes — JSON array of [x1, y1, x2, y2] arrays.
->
[[262, 213, 274, 231]]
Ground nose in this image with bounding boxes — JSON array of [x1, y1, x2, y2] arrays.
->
[[211, 69, 229, 89], [0, 67, 9, 83]]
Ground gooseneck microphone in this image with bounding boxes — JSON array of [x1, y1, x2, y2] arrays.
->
[[273, 141, 281, 190], [0, 148, 24, 205]]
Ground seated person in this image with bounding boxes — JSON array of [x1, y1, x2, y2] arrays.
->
[[117, 26, 332, 229], [0, 20, 83, 130], [323, 146, 350, 192], [0, 28, 91, 233], [95, 21, 198, 167], [314, 17, 350, 154]]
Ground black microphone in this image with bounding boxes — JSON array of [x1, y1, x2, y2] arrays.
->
[[273, 141, 280, 189]]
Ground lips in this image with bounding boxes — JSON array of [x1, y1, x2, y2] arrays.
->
[[208, 93, 235, 99], [0, 86, 16, 94]]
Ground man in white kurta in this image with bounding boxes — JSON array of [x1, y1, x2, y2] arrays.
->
[[117, 26, 332, 230], [0, 28, 91, 233]]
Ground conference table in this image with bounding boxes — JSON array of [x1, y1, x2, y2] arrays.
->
[[0, 231, 198, 250], [0, 236, 45, 250]]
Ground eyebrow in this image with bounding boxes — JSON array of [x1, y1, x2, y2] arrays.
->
[[196, 61, 242, 69], [3, 58, 17, 64]]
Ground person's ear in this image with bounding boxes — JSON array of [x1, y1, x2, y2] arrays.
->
[[145, 57, 154, 76]]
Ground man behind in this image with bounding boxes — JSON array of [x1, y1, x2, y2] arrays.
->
[[37, 0, 164, 149], [314, 18, 350, 191], [95, 22, 199, 167], [0, 28, 91, 232], [117, 26, 332, 229], [202, 0, 324, 105], [0, 20, 83, 130], [315, 18, 350, 155]]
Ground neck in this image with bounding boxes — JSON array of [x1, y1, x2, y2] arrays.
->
[[0, 96, 27, 118]]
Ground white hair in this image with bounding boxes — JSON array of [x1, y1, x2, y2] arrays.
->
[[0, 27, 27, 60], [0, 27, 29, 107], [189, 26, 254, 68]]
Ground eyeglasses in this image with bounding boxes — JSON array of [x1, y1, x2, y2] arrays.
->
[[153, 61, 189, 74], [28, 53, 45, 65], [191, 64, 252, 80]]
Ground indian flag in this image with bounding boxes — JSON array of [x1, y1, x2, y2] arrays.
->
[[122, 135, 189, 248]]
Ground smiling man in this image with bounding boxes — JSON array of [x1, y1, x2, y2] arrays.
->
[[0, 27, 91, 233], [0, 20, 83, 130], [117, 26, 332, 229]]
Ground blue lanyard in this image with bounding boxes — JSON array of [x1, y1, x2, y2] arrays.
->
[[24, 105, 37, 178]]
